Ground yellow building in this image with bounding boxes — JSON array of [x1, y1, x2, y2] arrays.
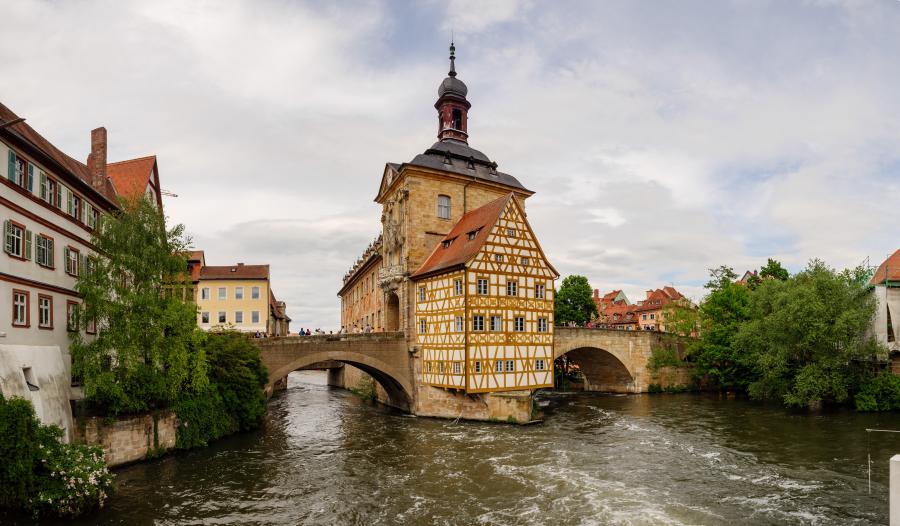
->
[[411, 194, 558, 392], [338, 236, 384, 332], [190, 251, 290, 336]]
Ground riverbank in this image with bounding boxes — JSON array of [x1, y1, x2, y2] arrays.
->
[[5, 370, 897, 525]]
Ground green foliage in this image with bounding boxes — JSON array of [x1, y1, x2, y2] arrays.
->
[[648, 345, 684, 370], [71, 196, 207, 415], [735, 260, 879, 408], [688, 279, 754, 390], [554, 275, 598, 326], [648, 383, 663, 394], [855, 373, 900, 411], [174, 332, 268, 449], [0, 395, 113, 518], [660, 302, 699, 336], [704, 265, 739, 291], [759, 258, 790, 281]]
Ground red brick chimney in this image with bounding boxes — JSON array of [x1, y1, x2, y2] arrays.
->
[[90, 127, 107, 191], [593, 289, 600, 300]]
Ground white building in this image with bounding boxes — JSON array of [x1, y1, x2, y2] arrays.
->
[[0, 102, 162, 439], [871, 250, 900, 368]]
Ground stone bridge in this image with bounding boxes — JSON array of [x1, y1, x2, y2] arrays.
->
[[257, 328, 688, 415]]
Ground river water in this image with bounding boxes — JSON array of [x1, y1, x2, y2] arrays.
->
[[21, 371, 900, 525]]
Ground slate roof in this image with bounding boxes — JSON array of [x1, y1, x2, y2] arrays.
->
[[199, 264, 270, 280], [404, 139, 530, 192], [411, 193, 513, 279], [872, 249, 900, 285], [108, 155, 156, 202]]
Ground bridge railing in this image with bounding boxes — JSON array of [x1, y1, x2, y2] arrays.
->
[[259, 331, 406, 344]]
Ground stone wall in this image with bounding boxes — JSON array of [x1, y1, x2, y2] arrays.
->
[[650, 366, 694, 390], [74, 410, 178, 467]]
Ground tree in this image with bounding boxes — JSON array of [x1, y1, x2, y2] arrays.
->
[[554, 275, 598, 326], [759, 258, 790, 281], [704, 265, 738, 291], [71, 196, 207, 415], [734, 259, 880, 408], [688, 278, 753, 390], [661, 300, 699, 337]]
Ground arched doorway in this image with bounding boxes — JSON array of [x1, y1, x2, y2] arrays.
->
[[385, 292, 400, 331], [559, 347, 635, 393]]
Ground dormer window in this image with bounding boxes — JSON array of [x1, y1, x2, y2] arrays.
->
[[467, 228, 480, 240], [442, 238, 454, 249], [466, 157, 475, 170]]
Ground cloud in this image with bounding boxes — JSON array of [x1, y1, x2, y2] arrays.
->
[[2, 0, 899, 329]]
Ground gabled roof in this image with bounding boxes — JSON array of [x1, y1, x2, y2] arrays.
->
[[199, 263, 270, 280], [411, 194, 513, 279], [872, 249, 900, 285], [0, 102, 119, 206], [108, 155, 158, 204], [269, 289, 291, 321]]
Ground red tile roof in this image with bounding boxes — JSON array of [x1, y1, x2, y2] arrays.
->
[[199, 264, 269, 280], [872, 249, 900, 285], [108, 155, 156, 202], [0, 102, 119, 205], [411, 194, 513, 279]]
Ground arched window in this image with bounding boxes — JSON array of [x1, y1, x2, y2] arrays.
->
[[437, 195, 451, 219], [451, 109, 462, 130]]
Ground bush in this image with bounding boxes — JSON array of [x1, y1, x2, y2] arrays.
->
[[856, 373, 900, 411], [174, 332, 268, 448], [648, 345, 683, 370], [0, 395, 113, 518]]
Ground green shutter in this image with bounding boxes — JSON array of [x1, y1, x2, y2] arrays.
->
[[3, 220, 10, 254], [64, 247, 70, 273], [56, 184, 62, 209], [67, 191, 73, 215], [7, 150, 15, 182], [81, 254, 88, 276], [39, 172, 47, 200], [27, 164, 33, 192], [24, 230, 32, 260], [48, 238, 54, 268]]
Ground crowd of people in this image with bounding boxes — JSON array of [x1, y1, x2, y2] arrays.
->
[[290, 323, 384, 337]]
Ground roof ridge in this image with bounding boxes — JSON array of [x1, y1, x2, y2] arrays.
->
[[108, 154, 157, 165]]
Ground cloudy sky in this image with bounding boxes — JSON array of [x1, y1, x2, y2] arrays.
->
[[2, 0, 899, 329]]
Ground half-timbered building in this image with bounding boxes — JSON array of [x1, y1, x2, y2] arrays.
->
[[411, 193, 558, 393]]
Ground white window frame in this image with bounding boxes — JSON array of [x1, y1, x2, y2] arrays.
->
[[13, 291, 28, 326], [235, 287, 244, 300], [477, 278, 488, 295], [454, 316, 464, 332], [235, 311, 243, 324], [36, 235, 53, 268], [419, 287, 426, 301], [437, 195, 451, 219], [538, 318, 548, 333], [453, 362, 461, 375], [251, 286, 260, 299], [514, 316, 524, 332], [201, 288, 210, 300], [490, 315, 502, 332], [218, 311, 226, 323], [252, 311, 260, 324], [5, 222, 24, 257], [507, 280, 518, 297], [218, 287, 226, 300], [201, 312, 210, 324], [419, 318, 427, 334], [495, 254, 503, 263], [505, 360, 515, 372], [473, 315, 485, 332], [454, 279, 463, 296], [495, 360, 503, 373], [474, 361, 482, 373], [38, 295, 52, 328], [536, 359, 545, 371], [535, 283, 545, 299]]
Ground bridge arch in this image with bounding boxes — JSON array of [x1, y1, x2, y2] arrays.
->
[[556, 346, 636, 393], [262, 340, 414, 412], [553, 328, 650, 393]]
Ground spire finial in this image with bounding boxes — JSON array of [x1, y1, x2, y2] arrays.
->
[[448, 40, 457, 77]]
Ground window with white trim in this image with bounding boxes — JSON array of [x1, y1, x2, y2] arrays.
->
[[505, 360, 515, 372], [252, 311, 260, 324], [453, 362, 461, 374], [218, 311, 226, 323], [520, 257, 529, 266], [12, 290, 28, 327], [494, 254, 503, 263], [454, 279, 463, 296], [419, 318, 427, 334], [535, 283, 545, 299], [454, 316, 464, 332], [437, 195, 451, 219], [494, 360, 503, 373], [535, 359, 546, 371], [14, 157, 27, 188], [38, 295, 52, 328], [201, 312, 210, 324], [490, 315, 502, 332], [507, 280, 518, 296], [474, 361, 482, 373], [538, 318, 548, 333], [66, 301, 78, 332], [235, 287, 244, 300], [477, 278, 488, 295], [251, 286, 260, 299], [235, 311, 243, 324], [4, 221, 24, 258], [507, 228, 517, 237], [514, 316, 525, 332], [419, 287, 426, 301], [218, 287, 226, 300], [201, 288, 210, 300], [65, 246, 79, 276]]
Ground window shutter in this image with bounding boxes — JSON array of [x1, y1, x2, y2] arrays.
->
[[27, 164, 33, 192], [7, 151, 15, 182], [39, 172, 47, 200], [24, 230, 32, 260], [56, 185, 62, 209], [48, 238, 54, 268], [67, 191, 73, 215], [80, 254, 88, 276], [3, 220, 10, 254], [64, 247, 70, 273]]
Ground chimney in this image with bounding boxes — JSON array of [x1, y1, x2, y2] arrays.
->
[[90, 127, 107, 190], [593, 289, 599, 300], [237, 262, 245, 266]]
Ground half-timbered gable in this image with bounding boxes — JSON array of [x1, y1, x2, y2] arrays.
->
[[412, 193, 558, 394]]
